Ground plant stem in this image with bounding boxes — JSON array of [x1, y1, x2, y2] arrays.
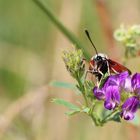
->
[[32, 0, 90, 60], [90, 113, 101, 126], [83, 94, 88, 107], [89, 102, 101, 126], [76, 77, 89, 107]]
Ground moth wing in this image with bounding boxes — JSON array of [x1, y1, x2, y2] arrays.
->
[[108, 59, 131, 74]]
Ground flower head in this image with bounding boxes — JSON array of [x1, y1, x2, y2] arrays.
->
[[93, 85, 120, 110], [93, 72, 129, 111], [62, 49, 85, 79], [93, 71, 140, 121]]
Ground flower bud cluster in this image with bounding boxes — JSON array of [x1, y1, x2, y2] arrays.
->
[[62, 49, 85, 79]]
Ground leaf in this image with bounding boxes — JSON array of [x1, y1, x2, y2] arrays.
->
[[110, 112, 121, 123], [52, 98, 80, 111], [65, 110, 80, 116], [82, 107, 90, 114], [32, 0, 90, 60], [49, 81, 75, 89]]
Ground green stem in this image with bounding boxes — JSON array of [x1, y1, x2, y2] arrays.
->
[[32, 0, 90, 60], [89, 101, 101, 126], [83, 94, 88, 107], [90, 113, 101, 126], [76, 77, 88, 107]]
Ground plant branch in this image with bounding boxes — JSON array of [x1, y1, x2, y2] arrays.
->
[[32, 0, 90, 60]]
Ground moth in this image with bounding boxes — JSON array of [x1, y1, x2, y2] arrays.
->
[[85, 30, 131, 82]]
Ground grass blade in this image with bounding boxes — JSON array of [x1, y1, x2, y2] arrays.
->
[[32, 0, 90, 60]]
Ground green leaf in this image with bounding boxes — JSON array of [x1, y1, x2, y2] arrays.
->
[[110, 112, 121, 123], [52, 98, 80, 111], [82, 107, 90, 114], [32, 0, 90, 60], [84, 80, 95, 99], [49, 81, 75, 89], [65, 110, 80, 116]]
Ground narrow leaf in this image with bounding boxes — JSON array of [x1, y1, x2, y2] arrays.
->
[[52, 98, 80, 111], [109, 112, 121, 123], [65, 110, 80, 116], [49, 81, 75, 89]]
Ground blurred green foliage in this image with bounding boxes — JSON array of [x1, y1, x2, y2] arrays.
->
[[0, 68, 26, 98], [0, 0, 59, 99], [0, 0, 139, 140], [0, 0, 107, 100]]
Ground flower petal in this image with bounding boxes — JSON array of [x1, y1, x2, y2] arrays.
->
[[121, 77, 132, 92], [93, 87, 105, 100], [104, 86, 120, 110], [103, 71, 130, 91], [104, 100, 116, 110], [103, 75, 118, 88], [132, 73, 140, 94], [118, 71, 130, 82], [121, 110, 134, 120]]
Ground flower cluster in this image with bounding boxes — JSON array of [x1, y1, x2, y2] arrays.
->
[[114, 24, 140, 47], [93, 71, 140, 120], [62, 49, 85, 79], [114, 25, 140, 58]]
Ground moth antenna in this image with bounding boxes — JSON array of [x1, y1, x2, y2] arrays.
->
[[85, 30, 98, 56]]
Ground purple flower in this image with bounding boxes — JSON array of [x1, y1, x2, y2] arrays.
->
[[93, 87, 105, 100], [104, 71, 130, 91], [93, 72, 129, 110], [131, 73, 140, 95], [93, 72, 140, 121], [121, 96, 139, 120], [104, 86, 120, 110]]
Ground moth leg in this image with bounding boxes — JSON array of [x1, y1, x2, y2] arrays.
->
[[107, 61, 111, 75], [84, 70, 92, 80], [90, 69, 103, 87], [96, 71, 104, 87]]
